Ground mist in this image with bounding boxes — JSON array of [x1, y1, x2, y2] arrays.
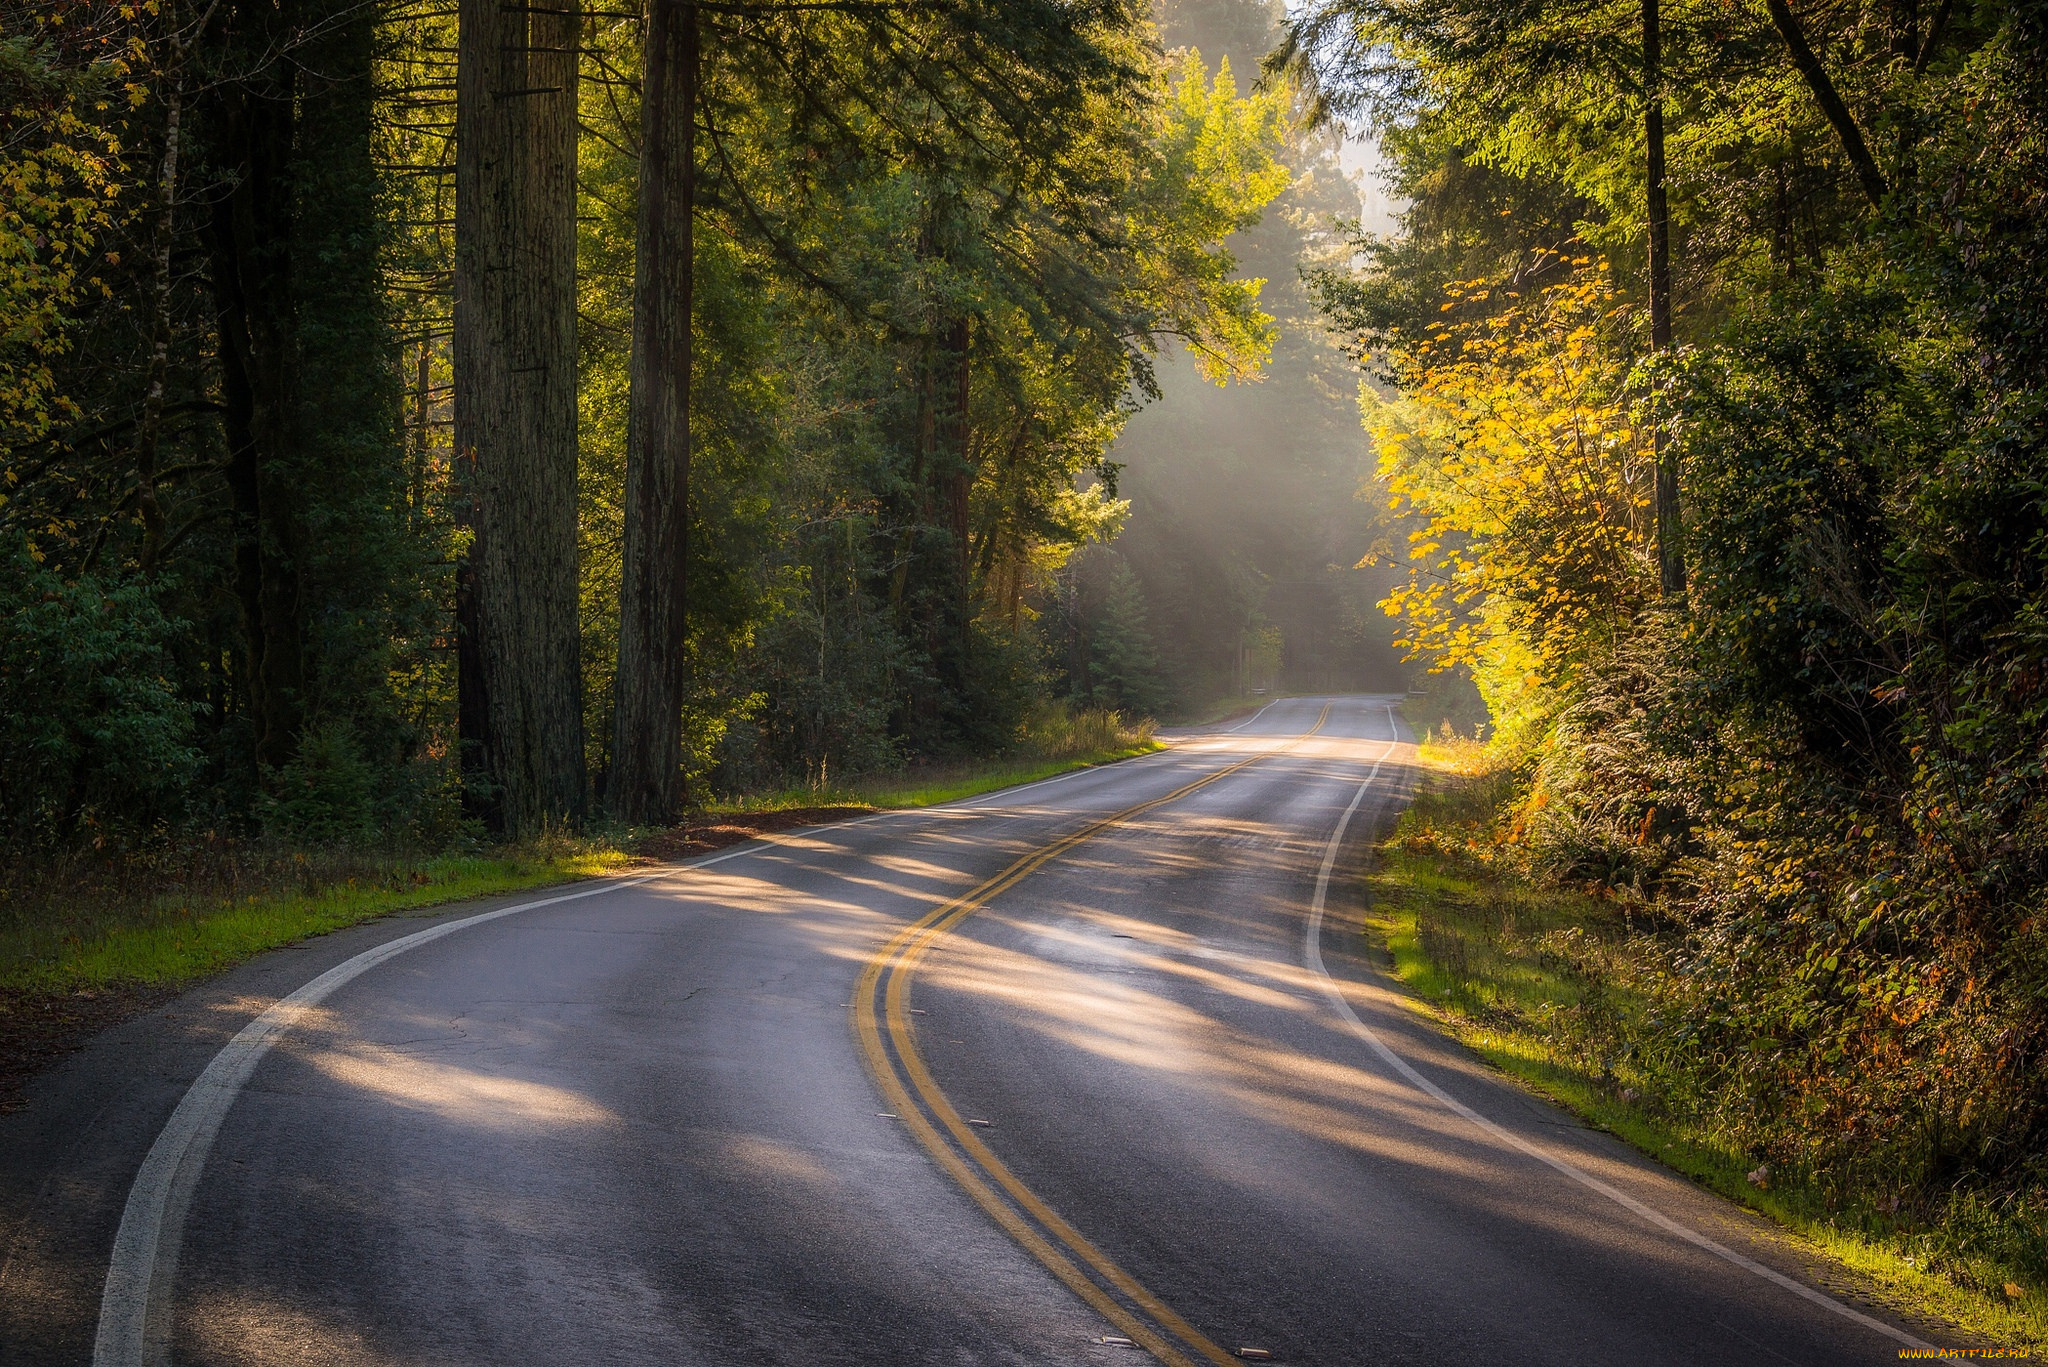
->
[[1068, 0, 1409, 708]]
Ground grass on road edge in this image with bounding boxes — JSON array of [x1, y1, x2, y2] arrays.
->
[[2, 839, 639, 998], [1363, 758, 2047, 1352], [1161, 694, 1277, 729], [1, 740, 1164, 1003]]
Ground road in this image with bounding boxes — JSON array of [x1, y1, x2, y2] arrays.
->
[[0, 695, 1971, 1365]]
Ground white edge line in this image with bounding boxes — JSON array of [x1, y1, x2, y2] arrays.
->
[[93, 720, 1269, 1367], [93, 706, 1303, 1367], [1217, 697, 1283, 733], [92, 836, 782, 1367], [1301, 706, 1947, 1357]]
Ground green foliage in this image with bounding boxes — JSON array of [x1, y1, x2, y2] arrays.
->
[[1302, 0, 2048, 1319], [1085, 561, 1169, 716], [1045, 546, 1172, 716], [0, 0, 1299, 856], [0, 539, 196, 841], [1371, 767, 2048, 1345], [566, 8, 1292, 786], [254, 721, 466, 849], [0, 5, 132, 461]]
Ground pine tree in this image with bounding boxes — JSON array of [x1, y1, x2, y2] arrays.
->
[[1087, 562, 1167, 718]]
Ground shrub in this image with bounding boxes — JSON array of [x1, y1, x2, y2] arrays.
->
[[259, 720, 380, 847], [0, 542, 197, 843]]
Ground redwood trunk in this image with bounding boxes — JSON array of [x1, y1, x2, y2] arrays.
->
[[938, 315, 972, 609], [207, 76, 306, 772], [455, 0, 587, 833], [609, 0, 698, 822]]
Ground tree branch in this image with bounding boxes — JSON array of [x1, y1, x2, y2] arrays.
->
[[1763, 0, 1888, 207]]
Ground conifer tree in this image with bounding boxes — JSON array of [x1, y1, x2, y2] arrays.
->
[[1088, 562, 1167, 718], [455, 0, 587, 833], [609, 0, 698, 822]]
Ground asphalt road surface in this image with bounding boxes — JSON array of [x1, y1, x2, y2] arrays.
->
[[0, 695, 1979, 1365]]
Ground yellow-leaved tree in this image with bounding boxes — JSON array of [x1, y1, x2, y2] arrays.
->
[[1362, 256, 1657, 732], [1, 19, 132, 475]]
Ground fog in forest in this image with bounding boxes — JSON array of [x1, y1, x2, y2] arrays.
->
[[1081, 0, 1410, 705]]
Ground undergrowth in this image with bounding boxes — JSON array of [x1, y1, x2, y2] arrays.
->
[[1368, 745, 2048, 1351], [2, 708, 1162, 1003]]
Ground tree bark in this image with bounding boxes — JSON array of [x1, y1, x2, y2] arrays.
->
[[207, 72, 306, 772], [936, 313, 972, 616], [1645, 0, 1686, 598], [897, 311, 973, 735], [456, 0, 587, 833], [1763, 0, 1889, 208], [134, 67, 183, 575], [135, 0, 226, 576], [189, 0, 392, 779], [1913, 0, 1955, 73], [609, 0, 698, 823]]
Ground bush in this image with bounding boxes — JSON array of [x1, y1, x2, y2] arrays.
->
[[0, 543, 197, 843], [259, 720, 380, 846], [1019, 701, 1155, 759]]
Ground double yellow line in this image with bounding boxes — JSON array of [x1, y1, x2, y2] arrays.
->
[[851, 706, 1330, 1367]]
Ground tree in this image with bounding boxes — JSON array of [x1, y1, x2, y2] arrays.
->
[[1642, 0, 1682, 596], [0, 3, 127, 466], [0, 0, 1303, 846], [1302, 0, 2048, 1248], [1361, 259, 1654, 715], [608, 0, 698, 822], [455, 0, 586, 833], [1087, 560, 1167, 716]]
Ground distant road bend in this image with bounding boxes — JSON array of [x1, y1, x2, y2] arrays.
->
[[52, 696, 1971, 1364]]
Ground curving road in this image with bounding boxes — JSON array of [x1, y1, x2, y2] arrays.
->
[[0, 696, 1975, 1364]]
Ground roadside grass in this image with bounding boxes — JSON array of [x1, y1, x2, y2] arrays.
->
[[1364, 760, 2048, 1351], [0, 834, 637, 997], [2, 708, 1162, 1006], [710, 748, 1160, 814]]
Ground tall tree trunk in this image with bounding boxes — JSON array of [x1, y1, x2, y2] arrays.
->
[[192, 0, 393, 783], [291, 0, 405, 731], [895, 312, 973, 738], [207, 73, 306, 772], [937, 314, 972, 612], [455, 0, 587, 834], [609, 0, 698, 823], [1645, 0, 1686, 599], [135, 0, 224, 575]]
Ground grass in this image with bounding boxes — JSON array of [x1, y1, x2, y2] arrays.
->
[[0, 835, 638, 998], [1, 708, 1162, 1006], [710, 706, 1161, 813], [1362, 759, 2048, 1351]]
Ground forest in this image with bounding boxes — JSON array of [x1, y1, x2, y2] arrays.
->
[[8, 0, 2048, 1328], [1288, 0, 2048, 1322], [0, 0, 1393, 854]]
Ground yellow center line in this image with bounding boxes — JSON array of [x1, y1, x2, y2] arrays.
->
[[852, 706, 1333, 1367]]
